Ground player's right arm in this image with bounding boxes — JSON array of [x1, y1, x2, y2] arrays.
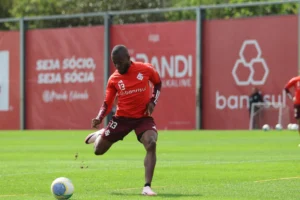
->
[[284, 77, 296, 100], [92, 77, 117, 128]]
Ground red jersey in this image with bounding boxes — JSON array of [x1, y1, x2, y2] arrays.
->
[[97, 62, 161, 119], [285, 76, 300, 105]]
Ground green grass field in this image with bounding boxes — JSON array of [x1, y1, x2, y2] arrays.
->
[[0, 130, 300, 200]]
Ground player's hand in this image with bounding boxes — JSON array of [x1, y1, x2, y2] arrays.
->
[[145, 102, 155, 116], [91, 118, 102, 129]]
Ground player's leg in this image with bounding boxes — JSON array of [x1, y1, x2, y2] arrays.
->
[[295, 105, 300, 147], [294, 105, 300, 136], [134, 117, 158, 196], [297, 119, 300, 136], [85, 128, 105, 144], [94, 133, 113, 155], [94, 116, 133, 155], [140, 130, 157, 194], [293, 105, 300, 147]]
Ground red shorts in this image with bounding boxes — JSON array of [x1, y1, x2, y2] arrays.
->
[[294, 104, 300, 119], [101, 116, 157, 143]]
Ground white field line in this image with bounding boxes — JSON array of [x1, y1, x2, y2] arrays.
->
[[0, 194, 28, 197], [255, 176, 300, 183]]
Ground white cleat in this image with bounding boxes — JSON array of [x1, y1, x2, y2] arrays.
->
[[141, 186, 157, 196], [84, 128, 104, 144]]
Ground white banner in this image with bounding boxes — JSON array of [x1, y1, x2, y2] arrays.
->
[[0, 51, 9, 111]]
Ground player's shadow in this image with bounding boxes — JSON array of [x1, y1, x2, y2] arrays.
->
[[111, 192, 202, 198]]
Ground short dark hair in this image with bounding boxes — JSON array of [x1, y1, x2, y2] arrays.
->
[[111, 45, 128, 56]]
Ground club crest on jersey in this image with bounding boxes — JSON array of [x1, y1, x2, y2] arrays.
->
[[118, 80, 125, 90], [137, 73, 144, 80]]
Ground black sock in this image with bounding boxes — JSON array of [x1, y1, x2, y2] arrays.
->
[[144, 183, 151, 187]]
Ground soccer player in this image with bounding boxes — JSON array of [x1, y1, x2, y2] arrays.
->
[[284, 76, 300, 135], [249, 87, 264, 129], [84, 45, 161, 196]]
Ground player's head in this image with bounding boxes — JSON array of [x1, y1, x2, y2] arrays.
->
[[111, 45, 131, 74], [252, 87, 259, 93]]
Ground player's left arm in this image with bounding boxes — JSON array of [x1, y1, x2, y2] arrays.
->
[[284, 78, 296, 100], [145, 65, 162, 116]]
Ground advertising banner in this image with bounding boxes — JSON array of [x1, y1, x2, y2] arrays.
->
[[111, 21, 196, 130], [26, 27, 104, 129], [0, 31, 20, 129], [202, 15, 298, 129]]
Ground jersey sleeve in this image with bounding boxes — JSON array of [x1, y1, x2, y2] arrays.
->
[[96, 77, 117, 120], [147, 64, 162, 105], [285, 77, 297, 91]]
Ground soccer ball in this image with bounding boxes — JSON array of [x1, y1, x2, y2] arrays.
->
[[51, 177, 74, 199], [291, 124, 299, 131], [275, 124, 282, 130], [287, 123, 293, 130], [262, 124, 270, 131]]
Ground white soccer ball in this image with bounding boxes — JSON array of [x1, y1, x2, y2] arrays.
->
[[262, 124, 270, 131], [291, 124, 299, 131], [275, 124, 282, 130], [287, 123, 293, 130], [51, 177, 74, 199]]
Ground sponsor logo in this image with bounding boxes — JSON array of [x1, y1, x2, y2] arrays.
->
[[137, 73, 143, 81], [215, 40, 284, 110], [232, 40, 269, 86]]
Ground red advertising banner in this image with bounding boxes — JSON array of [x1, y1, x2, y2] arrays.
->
[[202, 15, 298, 129], [26, 27, 104, 129], [0, 31, 20, 130], [111, 21, 196, 130]]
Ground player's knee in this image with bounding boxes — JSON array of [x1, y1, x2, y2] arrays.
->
[[94, 147, 105, 156], [146, 140, 156, 151]]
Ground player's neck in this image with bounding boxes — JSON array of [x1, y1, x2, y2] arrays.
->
[[126, 61, 133, 71], [119, 62, 132, 75]]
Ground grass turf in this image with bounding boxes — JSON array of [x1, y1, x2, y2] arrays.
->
[[0, 130, 299, 200]]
